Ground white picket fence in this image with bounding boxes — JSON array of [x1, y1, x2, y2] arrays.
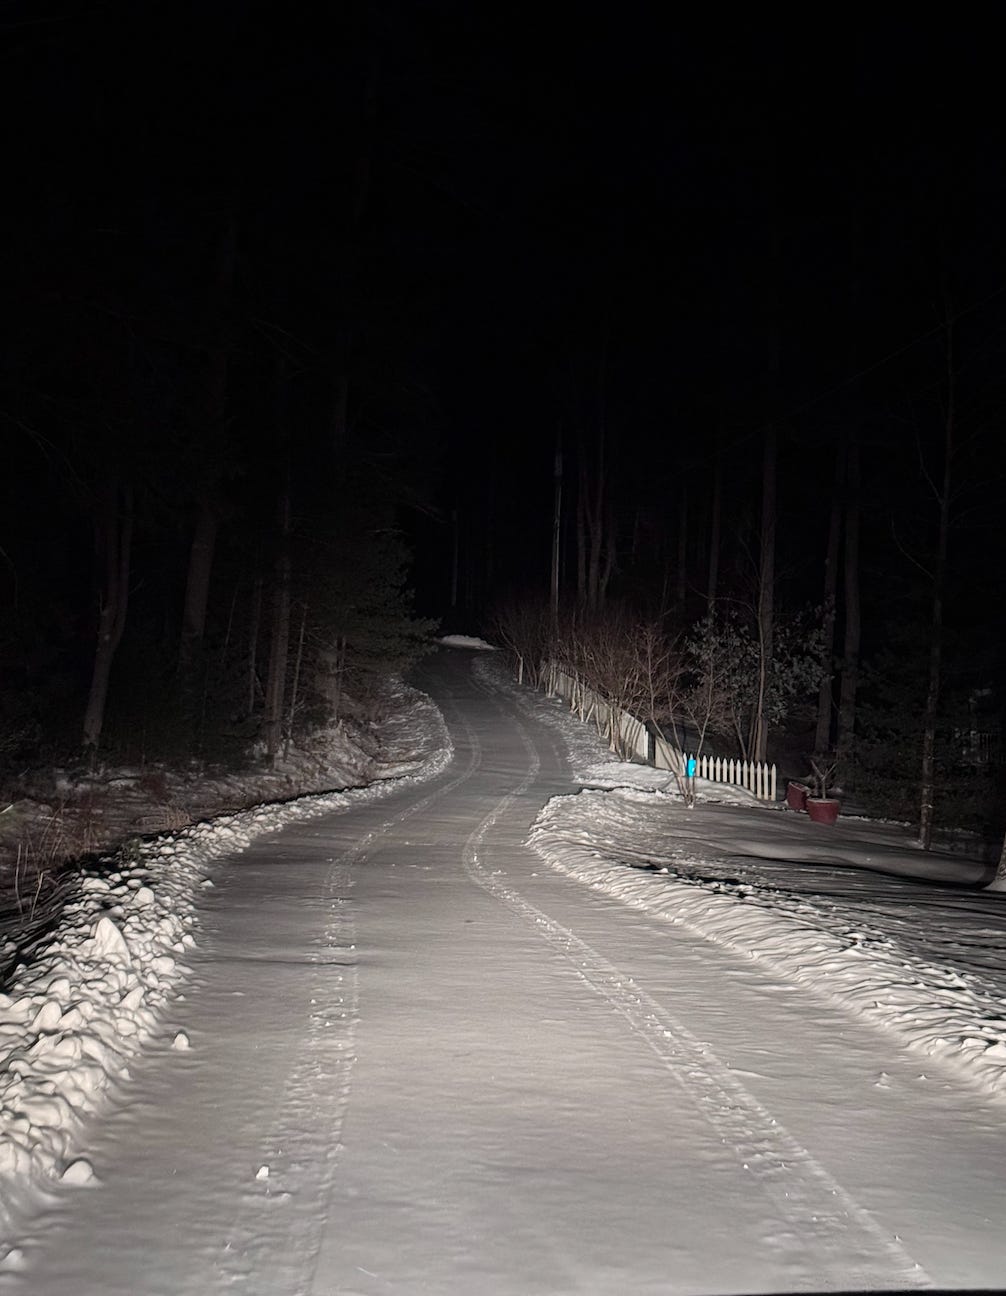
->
[[541, 660, 777, 802], [545, 665, 651, 763], [681, 751, 776, 801]]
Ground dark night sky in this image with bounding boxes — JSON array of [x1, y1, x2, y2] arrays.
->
[[4, 3, 1006, 625]]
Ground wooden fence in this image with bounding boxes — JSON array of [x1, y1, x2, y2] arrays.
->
[[541, 660, 777, 802]]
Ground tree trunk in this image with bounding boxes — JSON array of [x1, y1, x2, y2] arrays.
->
[[659, 564, 671, 619], [753, 424, 777, 762], [753, 159, 781, 765], [484, 438, 496, 599], [264, 487, 292, 764], [676, 479, 688, 607], [836, 436, 861, 769], [332, 635, 347, 718], [587, 450, 604, 612], [814, 444, 845, 755], [576, 468, 587, 605], [577, 334, 612, 612], [329, 55, 376, 453], [247, 573, 262, 717], [836, 184, 864, 775], [599, 499, 616, 605], [332, 349, 350, 451], [179, 217, 234, 677], [450, 507, 459, 610], [463, 508, 474, 609], [179, 496, 218, 672], [990, 835, 1006, 890], [83, 482, 134, 755], [589, 342, 607, 611], [706, 449, 721, 613], [919, 323, 954, 850], [219, 577, 239, 670], [580, 444, 607, 613], [550, 428, 563, 621], [284, 599, 309, 760]]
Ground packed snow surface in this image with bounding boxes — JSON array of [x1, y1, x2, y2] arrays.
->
[[476, 657, 1006, 1101], [2, 650, 1006, 1293], [0, 686, 452, 1250]]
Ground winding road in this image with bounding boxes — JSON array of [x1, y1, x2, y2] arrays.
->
[[9, 650, 1006, 1294]]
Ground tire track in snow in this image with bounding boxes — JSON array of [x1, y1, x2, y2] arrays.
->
[[211, 699, 488, 1294], [458, 676, 931, 1292]]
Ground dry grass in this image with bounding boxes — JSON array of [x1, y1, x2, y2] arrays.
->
[[12, 842, 54, 923], [1, 796, 114, 974], [0, 706, 378, 984]]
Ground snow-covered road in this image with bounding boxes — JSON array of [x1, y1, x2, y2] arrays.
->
[[7, 650, 1006, 1293]]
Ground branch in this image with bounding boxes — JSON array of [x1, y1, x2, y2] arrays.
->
[[890, 520, 933, 581], [914, 426, 943, 506]]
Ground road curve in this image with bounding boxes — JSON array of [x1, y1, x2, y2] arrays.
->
[[7, 650, 1006, 1294]]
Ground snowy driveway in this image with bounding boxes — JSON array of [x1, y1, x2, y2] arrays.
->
[[8, 650, 1006, 1294]]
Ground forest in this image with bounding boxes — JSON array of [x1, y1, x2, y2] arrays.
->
[[3, 4, 445, 788], [2, 6, 1005, 868]]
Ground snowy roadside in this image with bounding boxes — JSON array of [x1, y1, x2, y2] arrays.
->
[[0, 685, 452, 1252], [474, 656, 1006, 1104], [1, 692, 413, 956]]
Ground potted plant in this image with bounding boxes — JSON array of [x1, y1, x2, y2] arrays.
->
[[806, 757, 840, 825]]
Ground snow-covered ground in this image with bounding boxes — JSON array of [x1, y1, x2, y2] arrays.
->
[[436, 633, 497, 650], [0, 686, 452, 1260], [4, 648, 1006, 1293], [0, 693, 408, 1000], [0, 692, 407, 973], [475, 656, 1006, 1103]]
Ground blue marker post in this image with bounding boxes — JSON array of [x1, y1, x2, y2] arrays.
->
[[685, 755, 697, 807]]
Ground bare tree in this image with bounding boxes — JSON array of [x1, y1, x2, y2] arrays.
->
[[263, 485, 292, 764], [753, 424, 777, 762], [675, 478, 688, 608], [180, 496, 218, 671], [179, 217, 234, 677], [681, 614, 742, 758], [577, 442, 616, 612], [82, 482, 134, 756], [814, 444, 845, 756], [283, 599, 309, 760], [247, 571, 263, 717], [836, 434, 861, 768], [918, 318, 955, 850], [550, 426, 563, 620], [682, 607, 822, 763], [558, 611, 676, 760], [490, 598, 552, 687], [706, 444, 722, 614], [574, 332, 616, 611], [835, 183, 865, 771], [990, 836, 1006, 891], [634, 622, 683, 744]]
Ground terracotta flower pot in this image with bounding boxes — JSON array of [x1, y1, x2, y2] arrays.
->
[[786, 781, 809, 812], [806, 797, 840, 825]]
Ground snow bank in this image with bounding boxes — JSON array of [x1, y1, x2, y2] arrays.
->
[[0, 688, 452, 1246], [530, 788, 1006, 1101], [436, 634, 497, 650], [475, 656, 1006, 1103]]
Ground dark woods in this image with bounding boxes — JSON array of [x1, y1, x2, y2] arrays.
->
[[2, 6, 1005, 849], [1, 5, 439, 777]]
